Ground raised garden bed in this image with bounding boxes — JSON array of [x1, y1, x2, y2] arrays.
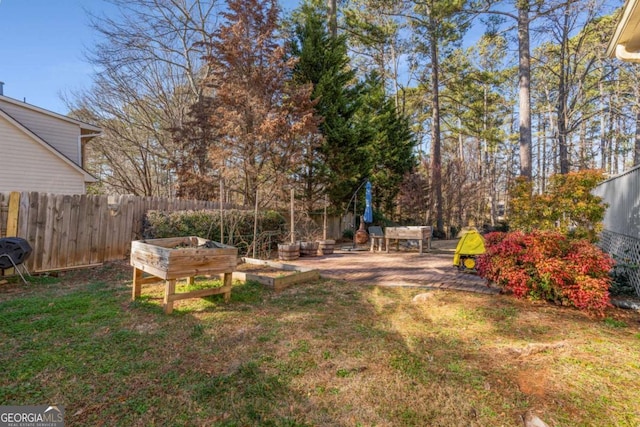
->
[[130, 236, 238, 314], [232, 258, 320, 292]]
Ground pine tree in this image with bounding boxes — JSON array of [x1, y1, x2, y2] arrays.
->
[[290, 1, 370, 212], [357, 73, 416, 216]]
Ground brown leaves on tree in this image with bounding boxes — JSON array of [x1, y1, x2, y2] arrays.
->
[[187, 0, 320, 206]]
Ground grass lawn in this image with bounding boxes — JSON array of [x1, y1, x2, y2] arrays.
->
[[1, 261, 639, 426]]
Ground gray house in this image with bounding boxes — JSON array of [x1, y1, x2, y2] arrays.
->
[[0, 86, 100, 194]]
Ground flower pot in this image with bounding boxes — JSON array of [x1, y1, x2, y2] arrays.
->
[[278, 243, 300, 261], [317, 239, 335, 255], [299, 241, 319, 257]]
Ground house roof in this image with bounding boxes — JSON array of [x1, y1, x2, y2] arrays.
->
[[0, 107, 97, 182], [0, 94, 101, 133], [607, 0, 640, 61]]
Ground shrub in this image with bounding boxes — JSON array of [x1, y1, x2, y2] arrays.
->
[[477, 230, 615, 315], [609, 253, 639, 297], [508, 170, 607, 242], [342, 229, 354, 240], [144, 209, 287, 256]]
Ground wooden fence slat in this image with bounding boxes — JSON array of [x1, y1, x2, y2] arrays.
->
[[48, 195, 64, 270], [0, 193, 6, 238], [105, 198, 117, 261], [122, 196, 135, 258], [96, 196, 110, 263], [76, 195, 90, 266], [3, 192, 21, 274], [18, 192, 29, 239], [66, 195, 80, 268], [6, 192, 20, 237], [33, 193, 48, 272], [57, 195, 72, 267], [88, 195, 101, 265], [42, 194, 58, 271], [24, 192, 39, 272]]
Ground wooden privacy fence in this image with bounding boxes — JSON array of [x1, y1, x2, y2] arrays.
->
[[0, 192, 226, 274]]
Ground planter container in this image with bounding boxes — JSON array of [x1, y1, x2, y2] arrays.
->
[[299, 241, 320, 257], [317, 239, 335, 255], [278, 243, 300, 261]]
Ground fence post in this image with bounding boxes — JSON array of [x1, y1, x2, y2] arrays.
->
[[4, 191, 20, 275], [6, 192, 19, 237]]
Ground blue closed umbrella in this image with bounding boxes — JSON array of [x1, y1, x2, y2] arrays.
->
[[363, 181, 373, 223]]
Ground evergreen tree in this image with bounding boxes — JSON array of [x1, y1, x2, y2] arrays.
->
[[290, 1, 370, 212], [357, 73, 416, 216]]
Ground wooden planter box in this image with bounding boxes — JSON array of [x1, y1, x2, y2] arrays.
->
[[385, 226, 433, 255], [232, 257, 320, 292], [130, 236, 238, 314]]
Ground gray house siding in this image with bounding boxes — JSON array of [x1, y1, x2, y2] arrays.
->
[[592, 165, 640, 295]]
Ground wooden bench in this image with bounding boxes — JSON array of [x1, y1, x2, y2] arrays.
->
[[368, 226, 385, 252], [385, 226, 432, 255]]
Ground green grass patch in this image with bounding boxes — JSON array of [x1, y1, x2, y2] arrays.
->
[[0, 263, 639, 426]]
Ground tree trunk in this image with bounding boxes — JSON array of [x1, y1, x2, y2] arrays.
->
[[430, 25, 444, 235], [328, 0, 337, 38], [536, 112, 542, 191], [607, 98, 615, 174], [517, 2, 532, 180], [541, 112, 547, 193], [599, 73, 607, 170], [578, 120, 587, 169], [557, 11, 570, 174]]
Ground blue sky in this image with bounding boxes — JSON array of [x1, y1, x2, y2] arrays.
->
[[0, 0, 300, 115], [0, 0, 110, 113]]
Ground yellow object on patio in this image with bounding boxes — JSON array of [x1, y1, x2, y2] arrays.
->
[[453, 229, 486, 272]]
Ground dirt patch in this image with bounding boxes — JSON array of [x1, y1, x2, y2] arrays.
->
[[516, 367, 551, 397]]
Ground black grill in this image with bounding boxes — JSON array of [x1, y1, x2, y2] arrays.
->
[[0, 237, 32, 270]]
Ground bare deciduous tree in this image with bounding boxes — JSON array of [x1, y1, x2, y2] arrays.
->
[[67, 0, 221, 196]]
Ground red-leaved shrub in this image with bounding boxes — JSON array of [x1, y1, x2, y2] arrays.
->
[[476, 230, 614, 315]]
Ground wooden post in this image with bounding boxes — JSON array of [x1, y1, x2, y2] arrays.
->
[[132, 267, 142, 300], [219, 177, 224, 244], [290, 189, 295, 244], [252, 189, 259, 258], [5, 192, 20, 275], [164, 279, 176, 314], [6, 192, 20, 237], [323, 194, 328, 241], [223, 272, 232, 303]]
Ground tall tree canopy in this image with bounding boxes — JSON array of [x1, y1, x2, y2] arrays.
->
[[290, 0, 370, 212], [76, 0, 639, 231]]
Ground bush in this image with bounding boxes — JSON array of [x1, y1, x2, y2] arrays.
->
[[509, 170, 607, 242], [476, 230, 615, 315], [342, 229, 354, 240], [144, 209, 287, 256], [609, 253, 639, 297]]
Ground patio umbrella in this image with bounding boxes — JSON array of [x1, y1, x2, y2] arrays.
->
[[363, 181, 373, 223]]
